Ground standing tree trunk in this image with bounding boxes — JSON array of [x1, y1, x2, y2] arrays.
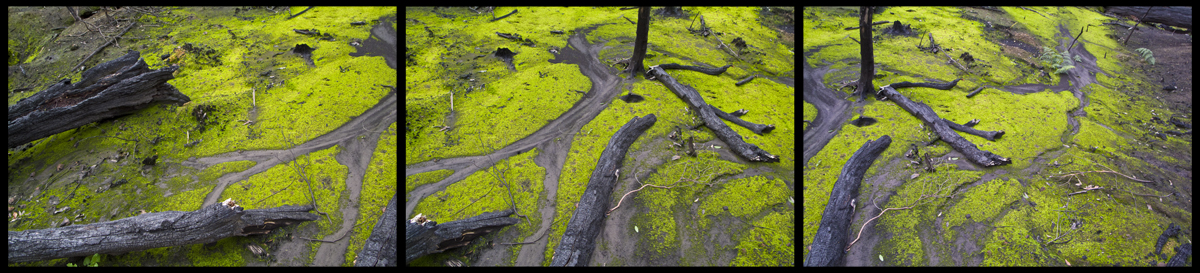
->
[[628, 6, 651, 78], [857, 6, 875, 101]]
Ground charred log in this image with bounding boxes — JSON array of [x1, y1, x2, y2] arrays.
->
[[8, 202, 318, 263], [1106, 6, 1191, 29], [942, 118, 1004, 141], [655, 63, 731, 76], [647, 66, 779, 162], [706, 104, 774, 134], [878, 83, 1012, 167], [405, 209, 519, 265], [355, 194, 398, 267], [8, 50, 190, 148], [551, 114, 656, 266], [805, 135, 891, 267]]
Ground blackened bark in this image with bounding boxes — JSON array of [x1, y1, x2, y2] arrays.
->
[[805, 135, 892, 267], [8, 51, 190, 148], [355, 194, 398, 267], [857, 6, 875, 101], [942, 118, 1004, 141], [647, 66, 779, 162], [706, 104, 774, 135], [405, 209, 519, 264], [1106, 6, 1191, 29], [628, 7, 651, 78], [551, 114, 656, 266], [8, 203, 318, 263], [655, 63, 731, 75], [878, 84, 1012, 167]]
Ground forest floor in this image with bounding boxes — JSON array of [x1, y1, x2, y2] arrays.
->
[[406, 7, 795, 266], [8, 7, 397, 266], [803, 7, 1191, 266]]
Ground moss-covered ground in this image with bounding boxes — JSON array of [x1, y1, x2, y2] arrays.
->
[[406, 7, 794, 266], [8, 7, 397, 266], [803, 7, 1191, 266]]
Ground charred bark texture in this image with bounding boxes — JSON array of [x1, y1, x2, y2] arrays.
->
[[405, 209, 519, 265], [355, 194, 398, 267], [942, 118, 1004, 141], [706, 104, 774, 135], [647, 66, 779, 162], [878, 83, 1012, 167], [8, 50, 190, 148], [655, 63, 731, 76], [1106, 6, 1191, 29], [628, 6, 651, 78], [8, 203, 318, 263], [550, 114, 656, 266], [857, 6, 876, 101], [805, 135, 891, 267]]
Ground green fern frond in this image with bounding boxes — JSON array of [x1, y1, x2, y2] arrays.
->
[[1135, 48, 1155, 65], [1074, 54, 1082, 62], [1054, 65, 1075, 74]]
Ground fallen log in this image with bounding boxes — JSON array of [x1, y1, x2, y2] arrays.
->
[[1106, 6, 1191, 29], [550, 114, 656, 266], [805, 135, 891, 267], [655, 63, 731, 76], [706, 104, 774, 135], [647, 66, 779, 162], [8, 201, 318, 263], [355, 194, 398, 267], [877, 81, 1012, 167], [942, 118, 1004, 141], [405, 209, 519, 265], [8, 50, 190, 148]]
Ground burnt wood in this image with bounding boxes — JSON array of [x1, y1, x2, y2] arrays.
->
[[706, 104, 774, 134], [647, 66, 779, 162], [655, 63, 731, 76], [405, 209, 519, 265], [627, 6, 651, 78], [8, 203, 318, 263], [355, 194, 398, 267], [805, 135, 891, 267], [878, 83, 1012, 167], [8, 50, 190, 148], [550, 114, 656, 266], [942, 118, 1004, 141], [1106, 6, 1191, 29], [857, 6, 876, 101]]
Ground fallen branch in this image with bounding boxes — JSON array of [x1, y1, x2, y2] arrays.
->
[[9, 203, 318, 263], [647, 66, 779, 162], [805, 136, 890, 267], [550, 114, 656, 266], [877, 81, 1012, 167]]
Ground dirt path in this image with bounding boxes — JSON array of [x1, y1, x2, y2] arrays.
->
[[801, 58, 853, 167]]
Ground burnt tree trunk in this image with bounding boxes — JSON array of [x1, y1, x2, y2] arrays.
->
[[627, 6, 651, 78], [355, 194, 398, 267], [8, 50, 190, 148], [857, 6, 876, 101], [878, 83, 1012, 167], [405, 209, 519, 265], [647, 66, 779, 162], [8, 202, 318, 263], [551, 114, 656, 266], [805, 135, 891, 266]]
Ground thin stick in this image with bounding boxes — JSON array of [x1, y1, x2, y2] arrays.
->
[[846, 205, 915, 251]]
